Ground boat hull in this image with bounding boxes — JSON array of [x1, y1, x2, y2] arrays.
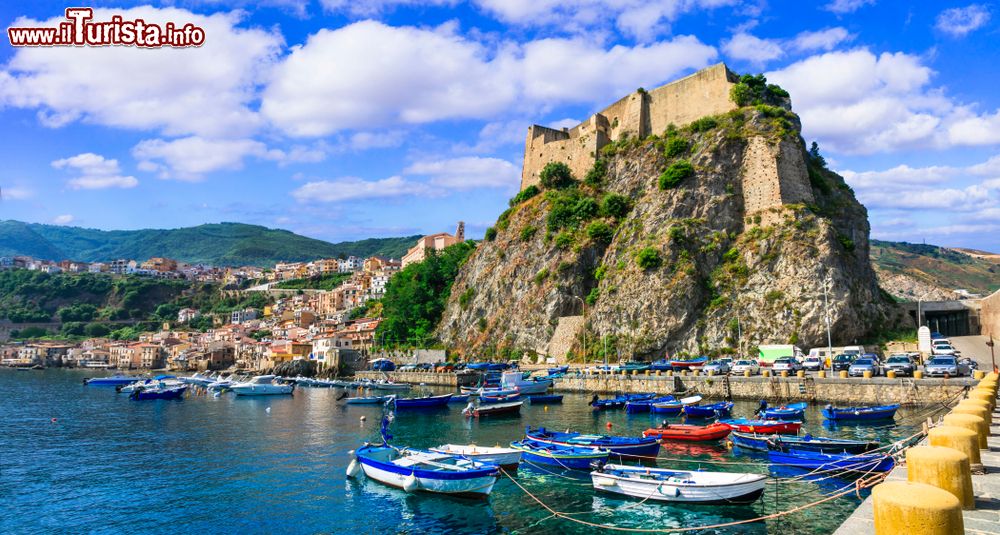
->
[[357, 454, 497, 498], [730, 432, 880, 454], [591, 466, 766, 504], [526, 429, 661, 458], [471, 401, 523, 417], [394, 394, 452, 409], [231, 385, 293, 396], [683, 403, 733, 419], [767, 450, 895, 473], [518, 449, 606, 470], [821, 404, 900, 421], [527, 395, 563, 404], [643, 423, 732, 442], [430, 446, 522, 468], [721, 420, 801, 434]]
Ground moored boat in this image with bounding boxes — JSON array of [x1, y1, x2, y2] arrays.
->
[[729, 431, 881, 454], [821, 404, 900, 422], [547, 366, 569, 376], [448, 394, 471, 404], [720, 419, 801, 434], [349, 444, 499, 497], [429, 444, 522, 467], [499, 371, 552, 395], [761, 402, 808, 421], [767, 449, 895, 473], [591, 463, 766, 504], [230, 375, 294, 396], [479, 392, 521, 404], [345, 395, 389, 404], [683, 401, 734, 419], [525, 426, 660, 458], [527, 394, 563, 405], [591, 393, 655, 410], [510, 439, 608, 470], [391, 394, 452, 410], [464, 401, 523, 417], [625, 396, 675, 413], [642, 422, 732, 442], [650, 395, 703, 415], [129, 385, 187, 401], [650, 359, 673, 371], [84, 374, 144, 387], [669, 356, 708, 369]]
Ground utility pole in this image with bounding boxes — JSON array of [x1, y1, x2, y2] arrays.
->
[[822, 276, 833, 364], [988, 333, 996, 373]]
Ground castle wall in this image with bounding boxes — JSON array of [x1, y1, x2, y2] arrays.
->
[[741, 136, 815, 226], [521, 124, 603, 189], [646, 63, 738, 135]]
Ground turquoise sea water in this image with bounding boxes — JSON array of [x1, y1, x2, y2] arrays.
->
[[0, 370, 942, 534]]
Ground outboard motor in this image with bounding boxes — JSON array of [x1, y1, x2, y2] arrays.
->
[[755, 399, 767, 415], [590, 394, 599, 406]]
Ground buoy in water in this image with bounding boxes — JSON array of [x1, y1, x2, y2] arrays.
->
[[346, 459, 361, 478], [51, 418, 57, 423], [403, 473, 420, 493], [606, 422, 613, 429], [544, 406, 548, 411], [265, 407, 271, 413], [360, 416, 367, 422]]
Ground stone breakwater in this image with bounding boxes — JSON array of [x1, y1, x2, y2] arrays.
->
[[361, 370, 974, 405]]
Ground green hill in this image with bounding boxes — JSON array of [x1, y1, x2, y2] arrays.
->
[[0, 220, 420, 266], [872, 240, 1000, 296]]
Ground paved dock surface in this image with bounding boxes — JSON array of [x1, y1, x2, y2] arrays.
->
[[834, 405, 1000, 534]]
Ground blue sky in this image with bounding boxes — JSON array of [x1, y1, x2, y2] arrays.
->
[[1, 1, 999, 251]]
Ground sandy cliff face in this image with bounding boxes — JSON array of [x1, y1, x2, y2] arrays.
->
[[438, 108, 897, 360]]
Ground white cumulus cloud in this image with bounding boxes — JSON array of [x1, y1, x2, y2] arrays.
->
[[52, 214, 74, 225], [133, 137, 284, 181], [721, 32, 784, 64], [823, 0, 874, 14], [52, 153, 138, 190], [404, 156, 520, 189], [935, 4, 991, 37], [291, 176, 428, 203]]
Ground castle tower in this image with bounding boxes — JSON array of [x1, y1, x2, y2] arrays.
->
[[455, 221, 464, 241]]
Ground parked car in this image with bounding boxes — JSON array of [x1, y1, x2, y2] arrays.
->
[[702, 359, 732, 374], [398, 364, 419, 372], [848, 358, 881, 377], [884, 354, 916, 376], [772, 357, 803, 373], [932, 342, 958, 356], [731, 359, 760, 375], [959, 357, 979, 371], [831, 353, 856, 372], [924, 356, 971, 377], [802, 355, 824, 371], [434, 362, 454, 372]]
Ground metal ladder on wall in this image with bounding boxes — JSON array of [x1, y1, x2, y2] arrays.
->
[[723, 374, 733, 400], [798, 376, 816, 400]]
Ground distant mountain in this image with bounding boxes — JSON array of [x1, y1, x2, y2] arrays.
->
[[0, 220, 421, 267], [872, 240, 1000, 300]]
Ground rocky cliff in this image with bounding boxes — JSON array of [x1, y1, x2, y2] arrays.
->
[[438, 106, 897, 360]]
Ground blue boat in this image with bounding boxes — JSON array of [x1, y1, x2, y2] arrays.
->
[[480, 392, 520, 404], [391, 394, 452, 410], [625, 396, 675, 413], [683, 401, 734, 419], [510, 439, 608, 470], [528, 394, 563, 404], [590, 393, 655, 410], [767, 449, 895, 473], [730, 431, 880, 455], [84, 375, 144, 386], [821, 404, 900, 422], [447, 394, 471, 404], [129, 385, 187, 400], [761, 402, 808, 421], [649, 359, 673, 371], [525, 426, 661, 458], [547, 366, 569, 376], [370, 358, 396, 372], [650, 395, 702, 415]]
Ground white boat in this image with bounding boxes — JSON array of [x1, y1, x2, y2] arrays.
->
[[499, 372, 552, 395], [180, 373, 216, 387], [230, 375, 294, 396], [349, 445, 499, 497], [362, 380, 412, 391], [590, 463, 766, 504], [429, 444, 522, 467], [118, 377, 183, 393]]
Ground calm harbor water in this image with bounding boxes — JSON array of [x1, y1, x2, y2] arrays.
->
[[0, 370, 943, 534]]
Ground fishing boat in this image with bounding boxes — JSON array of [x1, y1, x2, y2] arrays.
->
[[650, 359, 673, 371], [625, 396, 675, 414], [460, 386, 518, 396], [499, 371, 552, 395], [349, 445, 499, 497], [615, 361, 651, 373], [510, 439, 608, 470], [729, 432, 881, 454], [821, 404, 900, 422], [669, 356, 708, 369], [547, 366, 569, 376], [683, 401, 734, 419], [761, 402, 808, 421], [83, 374, 144, 387], [230, 375, 294, 396], [480, 392, 521, 404], [767, 449, 895, 473], [429, 444, 522, 467], [448, 394, 471, 404], [345, 395, 389, 405], [129, 385, 187, 401], [391, 394, 452, 410], [464, 401, 523, 418], [361, 380, 412, 392], [528, 394, 563, 405], [642, 422, 732, 442], [591, 463, 766, 504], [524, 426, 661, 458], [590, 393, 656, 410], [650, 395, 703, 415], [720, 419, 801, 434]]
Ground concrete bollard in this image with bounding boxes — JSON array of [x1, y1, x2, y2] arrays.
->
[[631, 370, 637, 376], [969, 389, 995, 411], [693, 369, 700, 377], [914, 370, 924, 379], [655, 370, 661, 376], [943, 412, 988, 449], [864, 370, 873, 379], [668, 370, 674, 377], [744, 370, 751, 378], [763, 370, 771, 378], [974, 370, 986, 380], [887, 370, 897, 379], [839, 370, 848, 379], [928, 426, 982, 472], [707, 369, 715, 377], [873, 481, 963, 535], [781, 370, 788, 378], [957, 398, 991, 415], [644, 370, 650, 376], [797, 370, 805, 378], [681, 370, 689, 377], [818, 370, 826, 378], [906, 446, 974, 510]]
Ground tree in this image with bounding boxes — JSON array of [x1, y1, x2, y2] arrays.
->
[[586, 221, 614, 244], [659, 161, 695, 189], [84, 323, 111, 337], [539, 162, 575, 189], [808, 142, 827, 169], [635, 247, 662, 270], [600, 193, 631, 219]]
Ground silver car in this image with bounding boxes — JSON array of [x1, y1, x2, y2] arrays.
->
[[884, 354, 915, 376], [848, 358, 881, 377], [772, 357, 803, 373], [702, 359, 732, 375], [924, 356, 970, 377], [731, 360, 760, 375]]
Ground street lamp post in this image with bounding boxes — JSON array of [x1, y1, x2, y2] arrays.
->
[[988, 334, 996, 373], [822, 276, 833, 364], [916, 291, 932, 329]]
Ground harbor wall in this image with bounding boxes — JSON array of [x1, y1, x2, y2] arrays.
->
[[355, 370, 482, 387], [982, 288, 1000, 339]]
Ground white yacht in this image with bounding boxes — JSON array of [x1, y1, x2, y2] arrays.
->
[[230, 375, 294, 396]]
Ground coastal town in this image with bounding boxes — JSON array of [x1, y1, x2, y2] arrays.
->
[[0, 223, 467, 374]]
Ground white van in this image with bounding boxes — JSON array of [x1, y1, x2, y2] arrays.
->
[[842, 345, 865, 356], [808, 347, 834, 369]]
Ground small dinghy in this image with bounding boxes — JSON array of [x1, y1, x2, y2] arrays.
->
[[729, 432, 881, 454], [821, 404, 900, 422], [760, 402, 808, 421], [129, 385, 187, 401], [479, 392, 521, 404], [448, 394, 471, 404], [527, 394, 563, 405], [349, 445, 499, 497], [391, 394, 452, 410], [683, 401, 734, 419], [650, 395, 702, 415], [642, 422, 732, 442], [84, 374, 144, 387], [525, 426, 660, 458], [720, 419, 801, 435], [625, 396, 676, 413], [510, 439, 608, 470], [669, 356, 708, 369], [464, 401, 523, 418], [345, 396, 389, 405], [591, 463, 766, 504], [767, 449, 895, 473], [430, 444, 522, 468], [590, 393, 655, 410]]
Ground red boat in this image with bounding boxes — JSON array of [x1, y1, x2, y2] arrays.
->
[[642, 422, 732, 442], [720, 419, 801, 434]]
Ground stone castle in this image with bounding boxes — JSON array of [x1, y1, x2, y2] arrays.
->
[[520, 63, 814, 225]]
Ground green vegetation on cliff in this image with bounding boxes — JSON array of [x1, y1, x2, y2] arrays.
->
[[376, 242, 477, 347], [0, 220, 419, 266], [273, 272, 352, 290], [872, 240, 1000, 295]]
